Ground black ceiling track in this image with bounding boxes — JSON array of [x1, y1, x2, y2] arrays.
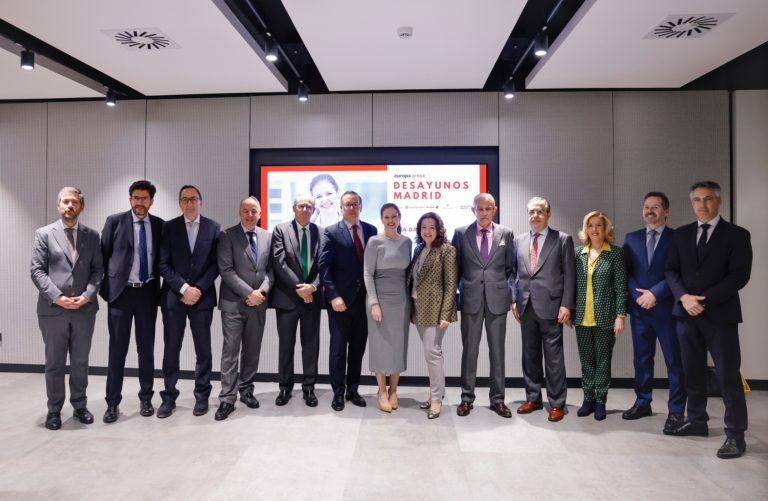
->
[[0, 18, 144, 99]]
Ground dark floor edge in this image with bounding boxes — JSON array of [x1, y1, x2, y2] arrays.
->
[[2, 364, 766, 391]]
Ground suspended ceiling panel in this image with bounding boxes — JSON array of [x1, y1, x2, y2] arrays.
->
[[1, 0, 287, 96], [527, 0, 768, 89], [282, 0, 526, 91]]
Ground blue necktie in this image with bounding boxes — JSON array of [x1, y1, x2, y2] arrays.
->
[[247, 231, 258, 267], [697, 224, 710, 264], [139, 220, 149, 282], [646, 229, 657, 266]]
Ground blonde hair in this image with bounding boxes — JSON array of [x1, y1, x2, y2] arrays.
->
[[578, 210, 615, 245]]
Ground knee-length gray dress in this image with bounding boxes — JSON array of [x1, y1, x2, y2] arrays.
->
[[363, 234, 412, 374]]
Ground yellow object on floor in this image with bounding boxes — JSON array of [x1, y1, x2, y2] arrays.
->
[[741, 369, 751, 393]]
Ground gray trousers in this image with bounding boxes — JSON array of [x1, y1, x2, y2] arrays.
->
[[460, 302, 508, 404], [417, 325, 447, 403], [38, 310, 96, 412], [520, 302, 567, 407], [218, 308, 266, 404]]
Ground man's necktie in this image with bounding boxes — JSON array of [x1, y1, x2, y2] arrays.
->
[[247, 231, 258, 268], [139, 220, 149, 282], [301, 227, 309, 281], [352, 224, 364, 259], [647, 229, 657, 266], [480, 228, 489, 265], [187, 221, 196, 252], [530, 233, 539, 272], [697, 223, 710, 264], [64, 227, 76, 262]]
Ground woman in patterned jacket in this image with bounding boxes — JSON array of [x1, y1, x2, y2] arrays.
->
[[574, 211, 628, 421]]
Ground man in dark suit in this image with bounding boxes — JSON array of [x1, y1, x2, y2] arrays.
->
[[665, 181, 752, 459], [270, 194, 322, 407], [213, 196, 273, 421], [512, 197, 575, 422], [158, 185, 220, 418], [318, 190, 377, 411], [100, 180, 164, 423], [622, 192, 685, 432], [452, 193, 516, 418], [31, 187, 103, 430]]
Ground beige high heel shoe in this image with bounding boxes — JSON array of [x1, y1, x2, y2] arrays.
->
[[378, 392, 392, 413], [388, 391, 399, 410]]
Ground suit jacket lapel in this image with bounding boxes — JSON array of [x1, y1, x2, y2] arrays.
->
[[310, 224, 320, 259], [486, 225, 503, 264], [289, 220, 302, 261], [520, 233, 532, 275], [649, 227, 671, 269], [124, 211, 135, 253], [466, 223, 482, 264], [52, 224, 74, 268], [535, 230, 557, 274]]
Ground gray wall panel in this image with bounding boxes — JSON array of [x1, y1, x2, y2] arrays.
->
[[0, 103, 48, 365], [146, 97, 250, 373], [499, 91, 614, 378], [734, 90, 768, 379], [251, 94, 373, 148], [373, 92, 498, 147]]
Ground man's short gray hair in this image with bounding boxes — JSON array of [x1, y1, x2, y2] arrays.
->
[[473, 193, 496, 208], [57, 186, 84, 206]]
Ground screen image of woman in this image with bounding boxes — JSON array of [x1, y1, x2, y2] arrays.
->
[[309, 173, 341, 227]]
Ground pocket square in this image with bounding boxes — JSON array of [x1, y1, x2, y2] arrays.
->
[[499, 241, 506, 246]]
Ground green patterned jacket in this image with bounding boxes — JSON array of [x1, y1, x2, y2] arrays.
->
[[574, 243, 628, 328]]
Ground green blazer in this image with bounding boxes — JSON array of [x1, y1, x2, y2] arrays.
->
[[406, 243, 458, 325], [574, 243, 628, 328]]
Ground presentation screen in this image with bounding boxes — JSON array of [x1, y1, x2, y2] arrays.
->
[[250, 147, 499, 241]]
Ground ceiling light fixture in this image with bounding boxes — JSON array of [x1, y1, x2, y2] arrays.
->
[[265, 36, 278, 62], [20, 49, 35, 70], [105, 89, 117, 107], [502, 79, 516, 100], [297, 82, 309, 102], [534, 29, 548, 57]]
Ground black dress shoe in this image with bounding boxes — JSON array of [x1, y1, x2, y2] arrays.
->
[[490, 402, 512, 418], [345, 391, 366, 407], [140, 400, 154, 417], [193, 400, 209, 416], [576, 400, 595, 417], [331, 395, 345, 411], [456, 401, 473, 416], [45, 412, 61, 430], [594, 402, 607, 421], [717, 437, 746, 459], [103, 405, 119, 423], [622, 404, 652, 420], [663, 412, 685, 432], [73, 407, 94, 424], [240, 392, 260, 409], [663, 420, 708, 437], [157, 401, 176, 419], [214, 402, 235, 421], [275, 389, 292, 406], [303, 389, 318, 407]]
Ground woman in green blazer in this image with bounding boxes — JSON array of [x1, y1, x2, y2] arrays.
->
[[574, 211, 628, 421], [406, 212, 458, 419]]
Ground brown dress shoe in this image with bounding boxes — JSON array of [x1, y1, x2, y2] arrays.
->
[[548, 407, 565, 422], [490, 402, 512, 418], [517, 401, 544, 414], [457, 401, 473, 416]]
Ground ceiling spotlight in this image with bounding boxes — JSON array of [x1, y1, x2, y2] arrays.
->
[[297, 82, 309, 102], [20, 49, 35, 70], [105, 89, 117, 107], [265, 38, 278, 62], [502, 79, 516, 100], [534, 31, 549, 57]]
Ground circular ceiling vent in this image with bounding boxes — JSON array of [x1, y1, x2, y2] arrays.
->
[[644, 13, 734, 39], [101, 28, 180, 50]]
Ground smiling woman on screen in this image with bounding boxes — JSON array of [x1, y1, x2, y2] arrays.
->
[[309, 173, 341, 227]]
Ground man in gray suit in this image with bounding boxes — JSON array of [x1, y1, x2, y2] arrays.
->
[[270, 194, 322, 407], [214, 196, 273, 421], [512, 197, 576, 422], [452, 193, 516, 418], [30, 187, 104, 430]]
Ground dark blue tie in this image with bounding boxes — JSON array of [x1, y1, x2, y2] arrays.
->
[[247, 231, 258, 267], [138, 220, 149, 282], [697, 224, 710, 264]]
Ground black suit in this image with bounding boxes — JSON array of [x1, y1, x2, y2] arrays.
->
[[665, 218, 752, 439], [159, 215, 221, 403], [318, 220, 377, 397], [100, 210, 164, 406], [270, 220, 322, 392]]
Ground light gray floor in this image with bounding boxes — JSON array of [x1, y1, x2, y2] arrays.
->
[[0, 372, 766, 501]]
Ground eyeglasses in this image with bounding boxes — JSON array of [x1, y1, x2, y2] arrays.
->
[[342, 203, 360, 210], [295, 203, 314, 211], [180, 197, 200, 204]]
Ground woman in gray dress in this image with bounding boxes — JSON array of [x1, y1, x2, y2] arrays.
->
[[363, 203, 412, 413]]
